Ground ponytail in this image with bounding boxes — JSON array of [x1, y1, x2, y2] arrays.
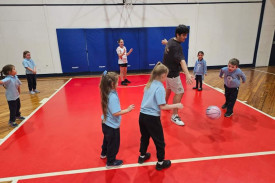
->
[[145, 62, 169, 90]]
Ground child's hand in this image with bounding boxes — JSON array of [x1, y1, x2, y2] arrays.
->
[[176, 103, 183, 109], [127, 104, 135, 112], [33, 70, 37, 74], [129, 48, 133, 53], [161, 39, 168, 45]]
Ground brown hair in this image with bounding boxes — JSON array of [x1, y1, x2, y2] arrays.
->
[[228, 58, 240, 67], [1, 64, 14, 79], [99, 71, 119, 122], [145, 62, 169, 90], [23, 50, 30, 58], [117, 38, 123, 43]]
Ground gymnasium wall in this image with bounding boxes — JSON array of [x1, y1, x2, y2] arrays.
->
[[0, 0, 265, 75], [256, 0, 275, 67]]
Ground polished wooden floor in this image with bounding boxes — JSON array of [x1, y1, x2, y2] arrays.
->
[[0, 66, 274, 140]]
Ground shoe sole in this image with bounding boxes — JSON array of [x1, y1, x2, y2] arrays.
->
[[171, 119, 185, 126], [224, 114, 233, 117], [156, 163, 171, 171], [106, 163, 123, 169]]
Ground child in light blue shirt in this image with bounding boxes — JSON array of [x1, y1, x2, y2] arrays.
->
[[219, 58, 246, 117], [138, 62, 183, 171], [22, 51, 39, 94], [0, 65, 25, 127], [193, 51, 207, 91], [99, 71, 134, 168]]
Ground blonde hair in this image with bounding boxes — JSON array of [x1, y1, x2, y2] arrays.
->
[[145, 62, 169, 90], [99, 71, 119, 121]]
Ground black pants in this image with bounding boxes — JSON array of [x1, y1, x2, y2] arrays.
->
[[224, 85, 239, 113], [8, 98, 21, 122], [26, 74, 37, 91], [195, 75, 202, 88], [101, 123, 120, 164], [139, 113, 165, 162]]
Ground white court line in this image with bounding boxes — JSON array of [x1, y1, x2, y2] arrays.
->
[[118, 84, 146, 88], [1, 151, 275, 182], [39, 98, 49, 104], [0, 78, 72, 146], [204, 82, 275, 120], [251, 69, 275, 76], [11, 179, 18, 183]]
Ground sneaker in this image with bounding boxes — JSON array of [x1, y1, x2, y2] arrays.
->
[[138, 153, 151, 164], [156, 160, 171, 171], [124, 79, 131, 83], [198, 88, 202, 91], [121, 81, 128, 86], [34, 90, 40, 93], [171, 115, 185, 126], [9, 121, 18, 128], [224, 112, 233, 117], [29, 91, 35, 94], [106, 159, 123, 169], [16, 116, 25, 120], [192, 87, 198, 89], [100, 154, 106, 159], [221, 104, 227, 109]]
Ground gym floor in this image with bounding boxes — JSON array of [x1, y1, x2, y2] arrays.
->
[[0, 67, 274, 183]]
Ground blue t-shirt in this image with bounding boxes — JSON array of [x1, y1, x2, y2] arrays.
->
[[101, 90, 121, 129], [140, 80, 166, 117], [22, 58, 36, 74], [219, 67, 246, 88], [1, 75, 22, 101], [193, 59, 207, 77]]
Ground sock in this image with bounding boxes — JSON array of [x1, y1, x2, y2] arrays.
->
[[158, 161, 163, 165], [140, 155, 145, 158]]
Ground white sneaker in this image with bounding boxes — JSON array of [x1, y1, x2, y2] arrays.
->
[[171, 115, 185, 126], [34, 90, 40, 93], [29, 91, 35, 94]]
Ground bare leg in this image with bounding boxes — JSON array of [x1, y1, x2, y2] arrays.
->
[[124, 67, 128, 80], [120, 67, 124, 82], [173, 93, 183, 115], [165, 89, 171, 103]]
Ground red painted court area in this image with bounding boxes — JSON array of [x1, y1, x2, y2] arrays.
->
[[0, 74, 275, 182]]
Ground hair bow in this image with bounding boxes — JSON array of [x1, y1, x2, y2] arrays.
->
[[103, 70, 108, 76]]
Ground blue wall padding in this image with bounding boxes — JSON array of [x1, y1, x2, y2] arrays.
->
[[57, 27, 189, 73], [56, 29, 89, 73]]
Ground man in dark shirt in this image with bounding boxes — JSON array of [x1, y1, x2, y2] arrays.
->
[[162, 24, 193, 126]]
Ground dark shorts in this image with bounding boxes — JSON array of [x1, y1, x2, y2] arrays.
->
[[119, 63, 128, 67]]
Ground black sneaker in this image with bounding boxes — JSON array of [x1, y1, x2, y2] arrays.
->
[[121, 81, 128, 86], [156, 160, 171, 171], [9, 121, 18, 128], [16, 116, 25, 120], [198, 88, 202, 91], [138, 153, 151, 164], [106, 159, 123, 169], [224, 112, 233, 117], [192, 87, 198, 89], [124, 79, 131, 83], [221, 104, 228, 109]]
